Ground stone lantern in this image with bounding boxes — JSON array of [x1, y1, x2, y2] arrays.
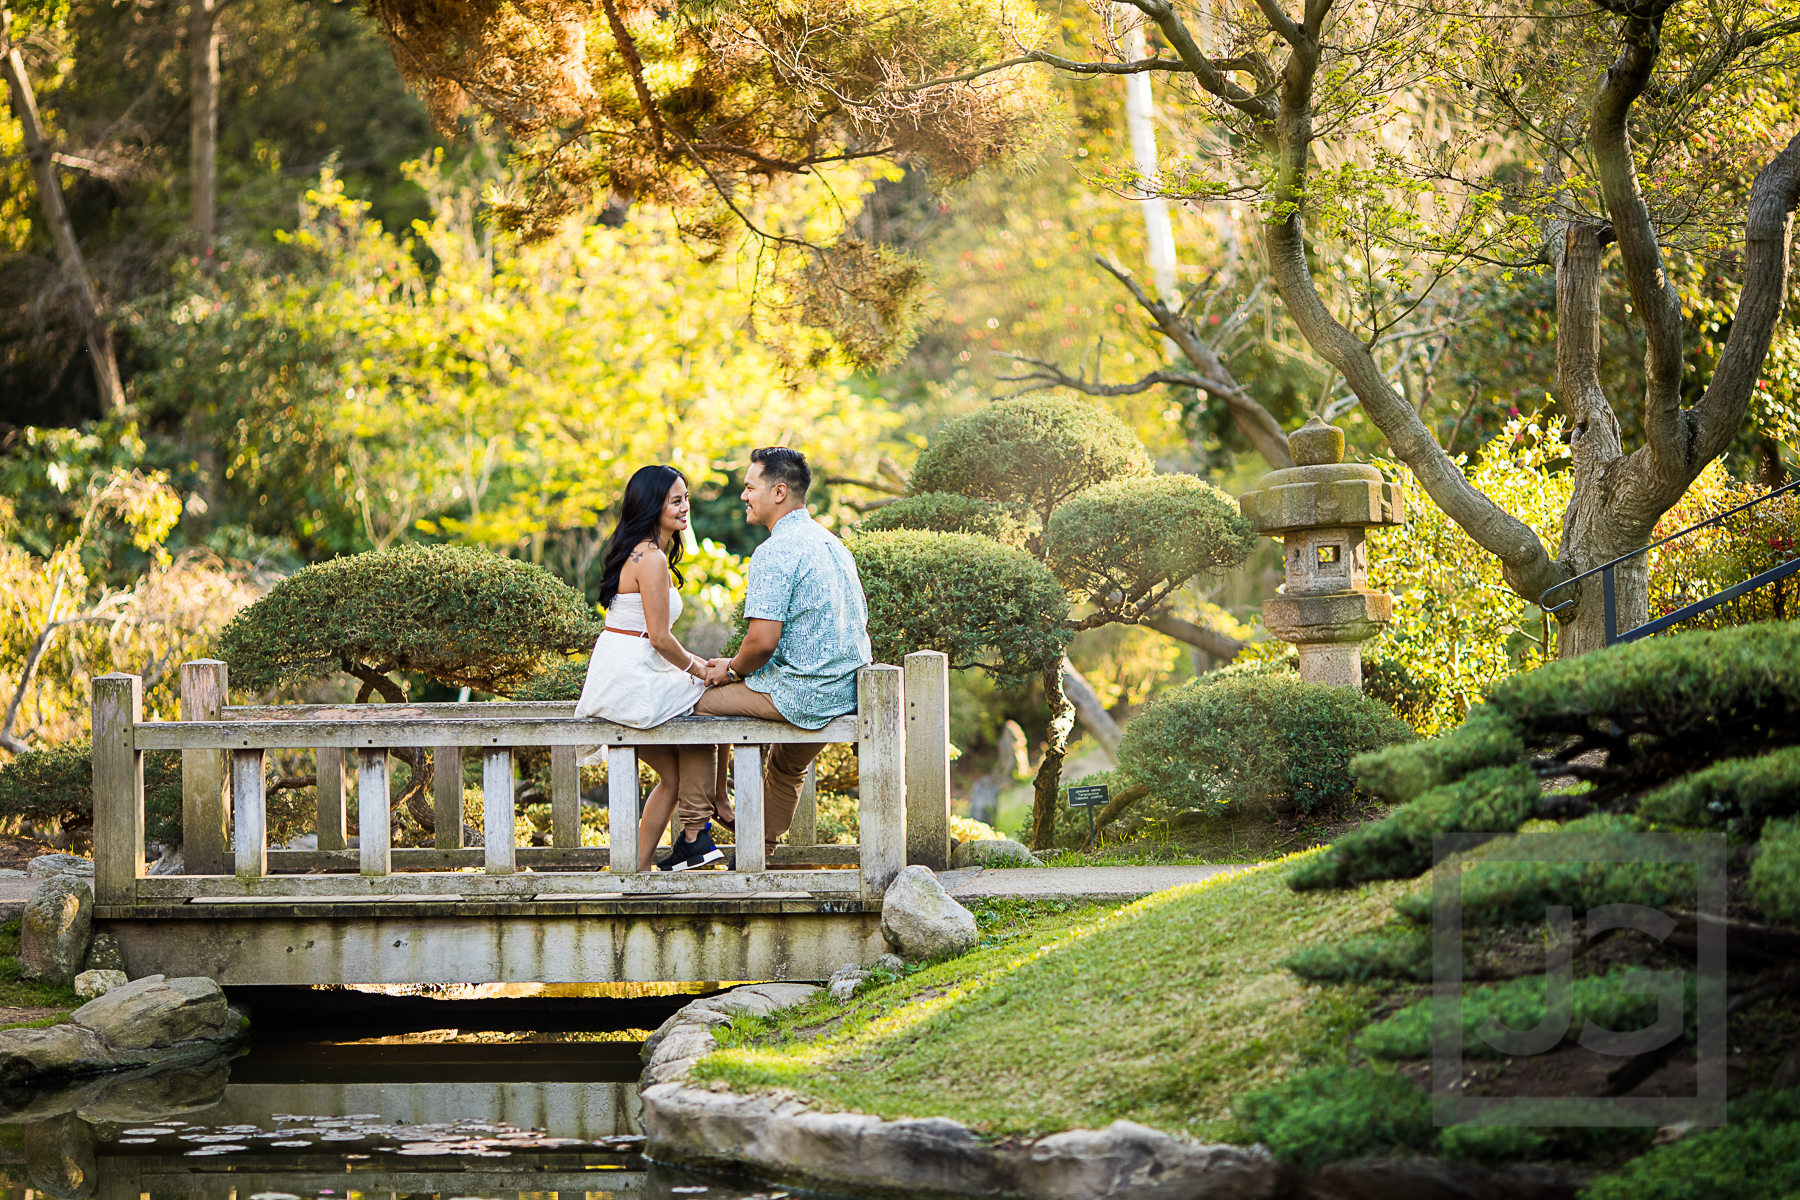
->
[[1238, 416, 1405, 689]]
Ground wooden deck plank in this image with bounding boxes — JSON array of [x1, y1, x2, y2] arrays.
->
[[134, 712, 859, 751], [135, 867, 861, 899]]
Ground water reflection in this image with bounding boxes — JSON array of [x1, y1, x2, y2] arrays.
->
[[0, 999, 789, 1200]]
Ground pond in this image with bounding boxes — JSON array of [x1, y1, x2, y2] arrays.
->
[[0, 983, 799, 1200]]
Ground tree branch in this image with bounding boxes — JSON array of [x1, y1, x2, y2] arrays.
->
[[1590, 10, 1685, 472], [1258, 24, 1562, 607], [886, 51, 1192, 93], [1092, 257, 1295, 469], [1144, 612, 1247, 662], [1119, 0, 1277, 121]]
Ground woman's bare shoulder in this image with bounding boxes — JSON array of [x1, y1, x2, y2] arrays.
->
[[629, 540, 669, 567]]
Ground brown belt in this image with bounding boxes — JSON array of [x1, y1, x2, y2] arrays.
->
[[604, 626, 650, 639]]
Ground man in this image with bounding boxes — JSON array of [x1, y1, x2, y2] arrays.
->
[[661, 446, 873, 871]]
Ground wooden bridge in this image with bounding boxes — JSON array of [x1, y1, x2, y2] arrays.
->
[[89, 654, 954, 986]]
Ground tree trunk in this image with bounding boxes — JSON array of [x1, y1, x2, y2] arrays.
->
[[1028, 667, 1076, 850], [344, 661, 435, 833], [188, 0, 219, 255], [1060, 657, 1120, 763], [1, 21, 125, 414]]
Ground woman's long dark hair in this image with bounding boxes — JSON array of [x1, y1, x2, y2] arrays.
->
[[598, 466, 687, 609]]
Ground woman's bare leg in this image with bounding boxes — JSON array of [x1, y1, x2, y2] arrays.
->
[[635, 747, 680, 871]]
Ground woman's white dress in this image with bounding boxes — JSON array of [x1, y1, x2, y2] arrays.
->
[[574, 590, 705, 733]]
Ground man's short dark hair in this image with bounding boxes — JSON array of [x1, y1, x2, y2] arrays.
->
[[751, 447, 811, 497]]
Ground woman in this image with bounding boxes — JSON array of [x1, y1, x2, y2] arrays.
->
[[575, 466, 729, 870]]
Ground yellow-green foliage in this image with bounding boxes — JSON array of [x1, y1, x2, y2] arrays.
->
[[1365, 414, 1570, 734], [1649, 459, 1800, 633], [1751, 819, 1800, 924], [1045, 474, 1257, 603], [907, 397, 1151, 521], [1120, 674, 1412, 818], [217, 544, 600, 697], [859, 492, 1032, 549], [1639, 746, 1800, 830], [692, 857, 1409, 1139], [849, 530, 1071, 686], [1288, 764, 1538, 890]]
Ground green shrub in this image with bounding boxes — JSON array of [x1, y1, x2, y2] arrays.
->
[[859, 492, 1032, 549], [1287, 764, 1538, 890], [1638, 745, 1800, 832], [515, 658, 586, 702], [216, 544, 601, 698], [1044, 474, 1256, 602], [0, 740, 182, 849], [1119, 674, 1412, 818], [1436, 1123, 1548, 1163], [1282, 927, 1433, 984], [1581, 1094, 1800, 1200], [849, 530, 1071, 686], [1389, 815, 1697, 927], [907, 397, 1151, 521], [1362, 656, 1438, 732], [1750, 818, 1800, 924], [1349, 705, 1526, 807], [1232, 1065, 1433, 1169], [1357, 967, 1696, 1060]]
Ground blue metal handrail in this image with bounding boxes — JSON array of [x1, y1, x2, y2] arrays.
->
[[1539, 476, 1800, 646]]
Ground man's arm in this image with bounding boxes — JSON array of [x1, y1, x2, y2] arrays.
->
[[704, 619, 782, 686]]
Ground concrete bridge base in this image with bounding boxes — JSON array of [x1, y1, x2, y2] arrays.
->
[[98, 897, 885, 986]]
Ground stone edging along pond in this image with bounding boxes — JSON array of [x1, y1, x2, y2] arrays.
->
[[636, 984, 1594, 1200]]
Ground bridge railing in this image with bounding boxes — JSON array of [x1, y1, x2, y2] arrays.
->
[[92, 653, 953, 908]]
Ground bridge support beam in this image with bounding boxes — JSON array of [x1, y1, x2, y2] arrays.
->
[[100, 907, 885, 985]]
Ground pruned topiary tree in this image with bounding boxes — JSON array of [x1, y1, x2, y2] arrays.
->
[[216, 544, 601, 832], [863, 396, 1259, 848]]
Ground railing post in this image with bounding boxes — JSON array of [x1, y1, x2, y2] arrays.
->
[[857, 664, 906, 893], [92, 674, 144, 906], [791, 762, 817, 849], [904, 650, 951, 871], [1603, 564, 1618, 646], [316, 747, 347, 851], [357, 749, 391, 876], [734, 746, 766, 873], [432, 746, 463, 849], [482, 746, 515, 875], [551, 745, 580, 848], [179, 659, 229, 874], [607, 747, 639, 874], [232, 749, 267, 879]]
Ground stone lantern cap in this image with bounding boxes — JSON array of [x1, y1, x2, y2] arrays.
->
[[1238, 415, 1405, 536]]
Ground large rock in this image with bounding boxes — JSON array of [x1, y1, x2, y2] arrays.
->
[[26, 854, 93, 882], [20, 876, 93, 985], [70, 975, 232, 1050], [73, 971, 126, 999], [951, 838, 1040, 869], [640, 983, 821, 1086], [81, 931, 125, 974], [881, 865, 978, 962], [0, 1025, 112, 1086], [641, 1086, 1281, 1200]]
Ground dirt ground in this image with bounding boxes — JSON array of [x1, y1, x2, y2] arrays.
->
[[0, 833, 62, 871]]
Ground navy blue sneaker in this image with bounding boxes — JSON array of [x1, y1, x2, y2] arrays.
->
[[660, 823, 725, 872]]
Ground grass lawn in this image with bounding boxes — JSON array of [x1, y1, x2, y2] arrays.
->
[[0, 919, 80, 1024], [696, 853, 1409, 1141]]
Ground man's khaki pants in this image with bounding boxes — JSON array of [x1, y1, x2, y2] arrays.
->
[[674, 683, 824, 852]]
